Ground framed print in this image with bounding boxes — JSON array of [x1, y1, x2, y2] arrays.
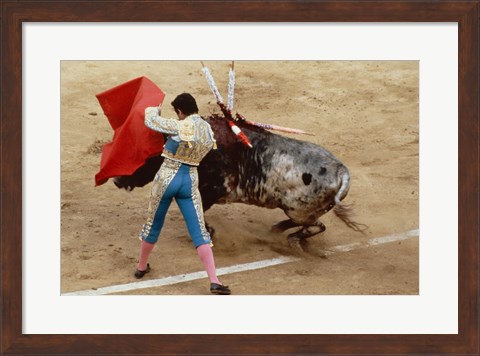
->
[[1, 1, 478, 355]]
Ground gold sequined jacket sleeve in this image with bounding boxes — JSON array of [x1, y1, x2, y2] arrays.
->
[[145, 107, 181, 135]]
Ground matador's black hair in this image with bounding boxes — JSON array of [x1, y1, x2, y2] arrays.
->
[[171, 93, 199, 116]]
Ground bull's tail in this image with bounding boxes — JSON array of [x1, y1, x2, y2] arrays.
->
[[334, 203, 368, 233], [335, 167, 351, 204], [333, 168, 368, 233]]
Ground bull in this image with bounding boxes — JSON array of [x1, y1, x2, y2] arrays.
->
[[113, 114, 366, 251]]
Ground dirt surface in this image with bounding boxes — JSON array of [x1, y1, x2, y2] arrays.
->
[[61, 61, 419, 295]]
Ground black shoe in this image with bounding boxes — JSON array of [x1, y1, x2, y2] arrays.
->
[[134, 263, 150, 279], [210, 283, 231, 295]]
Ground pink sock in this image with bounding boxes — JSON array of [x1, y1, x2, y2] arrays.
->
[[197, 244, 221, 284], [137, 240, 155, 271]]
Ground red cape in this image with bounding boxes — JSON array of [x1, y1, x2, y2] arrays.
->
[[94, 76, 165, 186]]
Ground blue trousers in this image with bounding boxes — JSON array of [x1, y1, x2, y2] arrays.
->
[[139, 160, 211, 248]]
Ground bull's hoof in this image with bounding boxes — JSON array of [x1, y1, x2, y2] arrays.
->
[[287, 236, 310, 254], [288, 237, 305, 254], [299, 238, 310, 252], [286, 223, 328, 255]]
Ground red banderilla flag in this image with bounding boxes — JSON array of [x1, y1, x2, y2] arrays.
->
[[94, 76, 165, 186]]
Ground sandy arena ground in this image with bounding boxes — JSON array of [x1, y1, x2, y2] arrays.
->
[[60, 61, 419, 295]]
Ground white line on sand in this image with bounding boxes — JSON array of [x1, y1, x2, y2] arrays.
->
[[325, 229, 420, 254], [63, 229, 419, 296]]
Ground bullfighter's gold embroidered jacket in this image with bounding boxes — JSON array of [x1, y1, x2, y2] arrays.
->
[[145, 107, 216, 166]]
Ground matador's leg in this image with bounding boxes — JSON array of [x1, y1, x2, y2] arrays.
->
[[139, 165, 179, 243], [175, 167, 221, 285], [136, 165, 180, 274], [175, 168, 211, 248]]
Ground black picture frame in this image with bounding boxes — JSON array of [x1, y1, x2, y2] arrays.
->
[[1, 1, 478, 354]]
